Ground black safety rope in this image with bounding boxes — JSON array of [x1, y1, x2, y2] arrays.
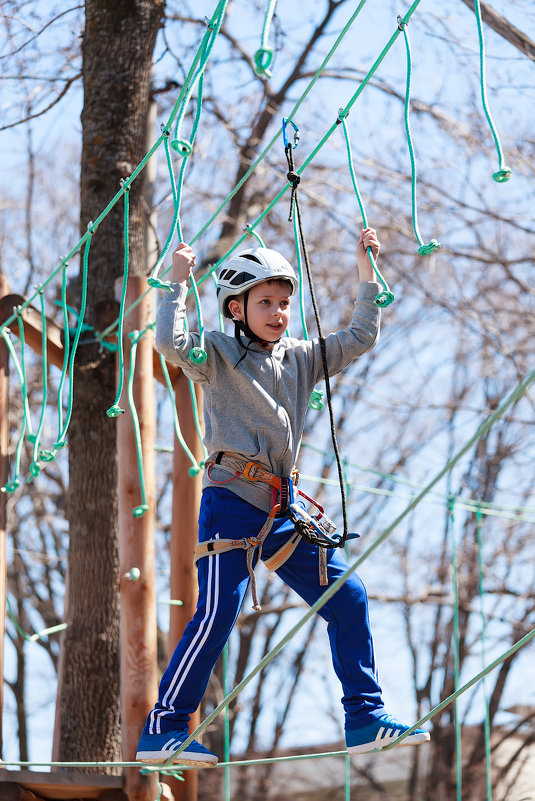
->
[[285, 142, 349, 547]]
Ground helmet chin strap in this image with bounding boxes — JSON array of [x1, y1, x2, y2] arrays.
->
[[233, 290, 282, 349], [232, 290, 282, 367]]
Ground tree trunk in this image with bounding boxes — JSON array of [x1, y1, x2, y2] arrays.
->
[[58, 0, 164, 769]]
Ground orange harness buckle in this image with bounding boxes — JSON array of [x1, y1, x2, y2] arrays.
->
[[242, 461, 281, 488]]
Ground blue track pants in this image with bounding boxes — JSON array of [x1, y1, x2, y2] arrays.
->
[[144, 487, 384, 735]]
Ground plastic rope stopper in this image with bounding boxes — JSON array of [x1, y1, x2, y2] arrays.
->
[[147, 276, 173, 292], [171, 138, 193, 157], [2, 480, 19, 493], [189, 346, 208, 364], [133, 504, 149, 518], [106, 404, 125, 418], [493, 168, 512, 183], [254, 47, 273, 78], [374, 290, 395, 308], [309, 388, 325, 411], [417, 239, 441, 256]]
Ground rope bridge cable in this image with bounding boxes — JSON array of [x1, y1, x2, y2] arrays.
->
[[476, 507, 493, 801], [299, 440, 535, 522], [397, 17, 440, 256], [449, 497, 463, 801], [160, 365, 535, 767], [1, 605, 533, 778]]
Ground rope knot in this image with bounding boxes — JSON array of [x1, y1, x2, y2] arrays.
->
[[287, 170, 300, 188]]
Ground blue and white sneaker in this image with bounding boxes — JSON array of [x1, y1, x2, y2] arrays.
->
[[346, 713, 430, 755], [136, 730, 218, 767]]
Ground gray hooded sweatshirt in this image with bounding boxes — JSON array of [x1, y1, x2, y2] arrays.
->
[[155, 280, 381, 513]]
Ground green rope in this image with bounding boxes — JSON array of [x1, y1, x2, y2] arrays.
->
[[162, 364, 535, 765], [55, 231, 92, 449], [449, 498, 462, 801], [384, 625, 535, 750], [95, 0, 383, 344], [26, 289, 49, 480], [473, 0, 512, 183], [476, 508, 493, 801], [187, 373, 208, 464], [254, 0, 277, 78], [398, 18, 440, 256], [182, 0, 425, 308], [339, 115, 394, 306], [187, 0, 372, 255], [55, 260, 71, 441], [158, 353, 201, 477], [300, 444, 535, 523], [0, 326, 31, 492], [126, 330, 149, 517], [147, 135, 179, 294], [107, 182, 130, 418], [290, 194, 324, 411], [223, 643, 231, 801], [5, 595, 67, 643], [244, 224, 266, 248]]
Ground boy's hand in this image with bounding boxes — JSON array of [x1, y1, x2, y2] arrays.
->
[[356, 227, 380, 282], [171, 242, 196, 282]]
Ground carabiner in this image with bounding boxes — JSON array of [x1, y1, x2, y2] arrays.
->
[[282, 117, 300, 149]]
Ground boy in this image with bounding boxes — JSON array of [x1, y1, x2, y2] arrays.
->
[[136, 230, 430, 767]]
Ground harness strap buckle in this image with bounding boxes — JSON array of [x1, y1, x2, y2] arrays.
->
[[242, 461, 280, 488]]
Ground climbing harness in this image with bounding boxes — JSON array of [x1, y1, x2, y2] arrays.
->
[[193, 452, 352, 610]]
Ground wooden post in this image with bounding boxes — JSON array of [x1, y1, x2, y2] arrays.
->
[[117, 276, 158, 801], [0, 274, 11, 758], [167, 373, 204, 801]]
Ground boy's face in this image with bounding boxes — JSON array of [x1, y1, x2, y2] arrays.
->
[[228, 279, 292, 347]]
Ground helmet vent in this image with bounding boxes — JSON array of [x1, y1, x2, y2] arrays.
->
[[239, 253, 263, 264], [227, 270, 256, 286]]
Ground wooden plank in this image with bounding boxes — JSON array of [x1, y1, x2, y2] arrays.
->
[[0, 769, 124, 800], [0, 291, 178, 388], [0, 294, 65, 372]]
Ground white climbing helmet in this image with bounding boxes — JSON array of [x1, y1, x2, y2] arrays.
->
[[217, 247, 298, 318]]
